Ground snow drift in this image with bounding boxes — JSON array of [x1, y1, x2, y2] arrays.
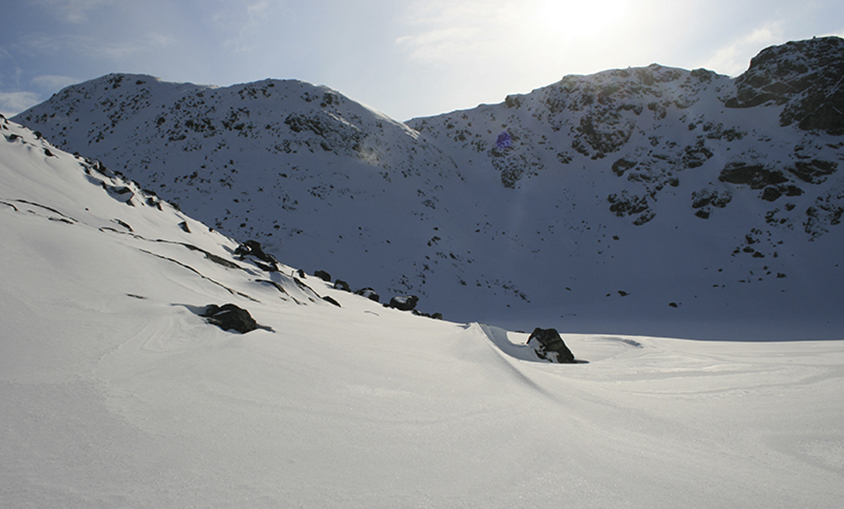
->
[[2, 111, 844, 507]]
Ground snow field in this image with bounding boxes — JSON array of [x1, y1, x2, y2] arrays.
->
[[2, 113, 843, 508]]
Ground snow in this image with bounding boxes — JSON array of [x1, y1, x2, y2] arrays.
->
[[2, 115, 843, 508], [12, 64, 844, 338]]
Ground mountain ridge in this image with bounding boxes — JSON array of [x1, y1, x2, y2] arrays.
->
[[13, 36, 844, 338]]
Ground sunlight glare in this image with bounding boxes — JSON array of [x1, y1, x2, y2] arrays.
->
[[535, 0, 630, 38]]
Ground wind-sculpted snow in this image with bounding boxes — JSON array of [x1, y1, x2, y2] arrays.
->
[[0, 116, 334, 313], [3, 113, 844, 509], [12, 38, 844, 336]]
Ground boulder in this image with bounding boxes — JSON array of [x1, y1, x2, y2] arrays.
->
[[322, 296, 341, 307], [203, 303, 258, 333], [234, 240, 278, 270], [334, 279, 351, 292], [355, 287, 380, 302], [412, 310, 442, 320], [314, 270, 331, 282], [527, 328, 575, 363], [389, 295, 419, 311]]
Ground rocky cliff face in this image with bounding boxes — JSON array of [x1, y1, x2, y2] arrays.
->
[[13, 37, 844, 333], [727, 37, 844, 134], [411, 37, 844, 236]]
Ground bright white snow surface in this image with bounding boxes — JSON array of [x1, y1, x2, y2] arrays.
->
[[2, 118, 843, 508]]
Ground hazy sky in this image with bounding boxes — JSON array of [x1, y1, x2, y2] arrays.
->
[[2, 0, 843, 120]]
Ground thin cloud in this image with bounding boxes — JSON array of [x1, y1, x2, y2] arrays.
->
[[211, 0, 289, 54], [396, 0, 513, 63], [98, 33, 175, 60], [31, 75, 80, 91], [21, 32, 174, 62], [0, 91, 42, 116], [701, 24, 784, 76], [34, 0, 116, 23]]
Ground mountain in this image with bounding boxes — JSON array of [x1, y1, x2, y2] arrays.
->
[[12, 37, 844, 339], [4, 112, 844, 509]]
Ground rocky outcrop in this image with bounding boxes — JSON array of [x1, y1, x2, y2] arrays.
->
[[691, 185, 732, 218], [527, 328, 575, 364], [726, 37, 844, 134], [788, 159, 838, 184], [314, 270, 331, 282], [355, 287, 380, 302], [333, 279, 351, 292], [234, 240, 279, 271], [203, 303, 258, 333], [389, 295, 419, 311]]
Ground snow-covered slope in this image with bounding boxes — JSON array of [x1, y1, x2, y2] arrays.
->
[[3, 116, 844, 508], [12, 37, 844, 338]]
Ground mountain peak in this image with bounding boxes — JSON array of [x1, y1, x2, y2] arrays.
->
[[726, 36, 844, 133], [12, 37, 844, 336]]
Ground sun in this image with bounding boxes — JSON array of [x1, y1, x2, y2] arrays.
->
[[534, 0, 630, 38]]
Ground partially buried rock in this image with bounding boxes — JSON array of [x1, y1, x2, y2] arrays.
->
[[333, 279, 351, 292], [527, 328, 576, 363], [234, 240, 278, 271], [389, 295, 418, 311], [203, 303, 258, 333], [355, 287, 380, 302], [314, 270, 331, 282]]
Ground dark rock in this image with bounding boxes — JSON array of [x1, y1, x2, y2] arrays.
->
[[726, 37, 844, 134], [322, 296, 341, 307], [314, 270, 331, 282], [178, 220, 191, 233], [389, 295, 419, 311], [334, 279, 351, 292], [608, 191, 649, 217], [761, 186, 783, 202], [789, 159, 838, 184], [611, 158, 637, 176], [691, 186, 732, 210], [527, 328, 575, 363], [412, 310, 442, 320], [682, 139, 714, 168], [203, 303, 258, 333], [632, 209, 655, 226], [234, 240, 278, 270], [355, 287, 380, 302], [719, 162, 788, 189]]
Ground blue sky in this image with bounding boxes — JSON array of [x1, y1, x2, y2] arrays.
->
[[2, 0, 843, 120]]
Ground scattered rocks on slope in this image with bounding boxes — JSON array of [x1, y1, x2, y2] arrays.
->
[[412, 310, 442, 320], [691, 185, 732, 218], [718, 162, 788, 189], [788, 159, 838, 184], [527, 328, 576, 363], [726, 36, 844, 134], [203, 303, 258, 333]]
